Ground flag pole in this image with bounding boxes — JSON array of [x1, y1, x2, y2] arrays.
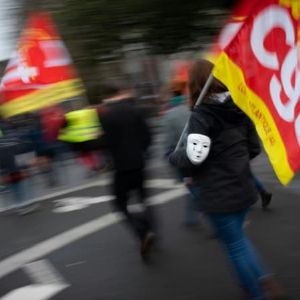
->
[[174, 72, 214, 151]]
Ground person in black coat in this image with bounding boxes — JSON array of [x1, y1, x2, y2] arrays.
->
[[98, 80, 156, 259], [170, 59, 287, 300]]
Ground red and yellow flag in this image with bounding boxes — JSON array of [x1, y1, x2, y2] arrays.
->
[[0, 12, 83, 118], [213, 0, 300, 185]]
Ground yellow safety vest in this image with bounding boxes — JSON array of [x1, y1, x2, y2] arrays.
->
[[58, 108, 101, 143]]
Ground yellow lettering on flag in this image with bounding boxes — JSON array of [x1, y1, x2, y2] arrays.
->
[[213, 52, 294, 185]]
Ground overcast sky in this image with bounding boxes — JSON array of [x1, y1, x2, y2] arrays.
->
[[0, 0, 18, 61]]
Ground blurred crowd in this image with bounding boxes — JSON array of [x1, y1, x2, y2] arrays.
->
[[0, 59, 288, 300]]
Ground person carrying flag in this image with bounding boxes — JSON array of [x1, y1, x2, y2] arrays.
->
[[170, 59, 287, 300], [162, 79, 201, 226]]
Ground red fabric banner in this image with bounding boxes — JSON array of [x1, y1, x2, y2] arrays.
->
[[0, 12, 83, 118], [213, 0, 300, 185]]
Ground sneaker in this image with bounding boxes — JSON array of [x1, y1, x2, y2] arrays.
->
[[140, 232, 156, 259], [261, 191, 272, 210]]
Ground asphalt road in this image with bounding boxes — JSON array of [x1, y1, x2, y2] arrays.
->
[[0, 130, 300, 299]]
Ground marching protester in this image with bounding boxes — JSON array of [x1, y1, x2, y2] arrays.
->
[[162, 80, 189, 158], [58, 103, 103, 178], [37, 106, 66, 187], [169, 59, 287, 300], [162, 79, 200, 226], [98, 79, 156, 260], [0, 116, 37, 215]]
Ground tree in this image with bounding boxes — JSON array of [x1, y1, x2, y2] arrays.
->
[[25, 0, 235, 56], [20, 0, 236, 85], [139, 0, 217, 54]]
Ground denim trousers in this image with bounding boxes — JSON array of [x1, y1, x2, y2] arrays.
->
[[185, 184, 200, 224], [10, 175, 34, 208], [172, 168, 200, 224], [252, 175, 265, 193], [207, 209, 270, 300], [10, 180, 26, 207]]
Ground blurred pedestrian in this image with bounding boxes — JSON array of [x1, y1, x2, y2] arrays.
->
[[162, 79, 200, 226], [27, 113, 58, 187], [0, 117, 37, 215], [99, 79, 156, 259], [58, 104, 103, 177], [38, 106, 65, 186], [163, 80, 189, 157], [170, 59, 287, 300]]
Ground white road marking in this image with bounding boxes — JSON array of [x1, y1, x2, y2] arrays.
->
[[23, 260, 68, 286], [0, 284, 67, 300], [147, 189, 187, 206], [53, 198, 91, 213], [1, 260, 69, 300], [0, 188, 187, 279], [0, 178, 181, 213], [52, 196, 114, 213], [41, 178, 179, 203], [52, 189, 184, 214]]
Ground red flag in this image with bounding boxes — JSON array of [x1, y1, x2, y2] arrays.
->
[[213, 0, 300, 185], [206, 0, 259, 63], [170, 60, 192, 95], [0, 12, 83, 118], [172, 60, 192, 83]]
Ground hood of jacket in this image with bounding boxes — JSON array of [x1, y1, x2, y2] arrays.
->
[[193, 93, 246, 125]]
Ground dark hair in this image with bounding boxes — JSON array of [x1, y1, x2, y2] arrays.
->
[[100, 78, 131, 98], [188, 59, 228, 106], [169, 80, 186, 97]]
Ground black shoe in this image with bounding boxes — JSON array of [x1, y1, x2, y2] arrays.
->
[[140, 232, 156, 260], [261, 191, 272, 210]]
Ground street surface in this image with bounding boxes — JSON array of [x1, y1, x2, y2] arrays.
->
[[0, 121, 300, 300]]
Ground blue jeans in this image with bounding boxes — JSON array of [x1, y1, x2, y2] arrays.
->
[[10, 181, 26, 207], [252, 175, 265, 193], [10, 177, 33, 208], [185, 184, 199, 224], [173, 168, 200, 224], [207, 209, 270, 300]]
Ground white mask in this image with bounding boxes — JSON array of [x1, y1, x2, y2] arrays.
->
[[186, 133, 211, 165]]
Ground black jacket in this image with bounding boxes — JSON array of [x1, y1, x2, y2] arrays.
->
[[170, 97, 260, 213], [99, 98, 151, 172]]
